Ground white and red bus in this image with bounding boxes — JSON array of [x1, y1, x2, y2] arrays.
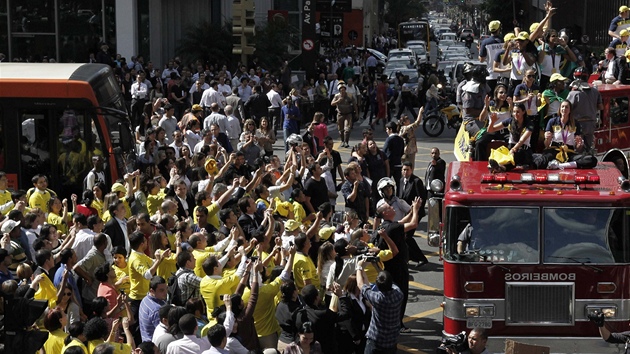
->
[[427, 161, 630, 352], [0, 63, 135, 197]]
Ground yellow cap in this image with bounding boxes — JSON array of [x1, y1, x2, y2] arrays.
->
[[284, 219, 301, 232], [516, 31, 529, 41], [621, 29, 630, 37], [529, 22, 539, 33], [620, 5, 630, 12], [504, 33, 515, 42], [488, 20, 501, 32]]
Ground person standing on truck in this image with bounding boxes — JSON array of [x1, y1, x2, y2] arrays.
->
[[566, 67, 603, 153], [589, 311, 630, 353]]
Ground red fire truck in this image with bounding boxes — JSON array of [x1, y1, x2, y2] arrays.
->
[[426, 161, 630, 352]]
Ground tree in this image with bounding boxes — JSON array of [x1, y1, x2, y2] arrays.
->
[[175, 21, 233, 68], [253, 17, 292, 70]]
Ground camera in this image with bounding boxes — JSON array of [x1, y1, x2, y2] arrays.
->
[[361, 254, 379, 263], [250, 256, 259, 262], [437, 331, 468, 354]]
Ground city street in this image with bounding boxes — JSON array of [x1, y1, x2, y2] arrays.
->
[[273, 113, 458, 353]]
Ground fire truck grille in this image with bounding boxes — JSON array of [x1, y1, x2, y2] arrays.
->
[[506, 283, 574, 325]]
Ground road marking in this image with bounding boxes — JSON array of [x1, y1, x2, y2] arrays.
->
[[398, 343, 427, 353], [409, 281, 442, 292], [403, 307, 443, 323]]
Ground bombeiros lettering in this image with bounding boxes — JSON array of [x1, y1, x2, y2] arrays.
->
[[505, 273, 576, 281]]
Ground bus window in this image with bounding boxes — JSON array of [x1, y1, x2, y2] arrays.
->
[[543, 208, 629, 263], [0, 107, 4, 171], [446, 206, 539, 263], [20, 109, 52, 189], [56, 109, 90, 196]]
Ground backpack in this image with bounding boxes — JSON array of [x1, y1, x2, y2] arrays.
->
[[167, 270, 188, 306]]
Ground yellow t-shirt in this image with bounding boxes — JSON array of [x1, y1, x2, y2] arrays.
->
[[128, 250, 153, 301], [0, 189, 14, 215], [207, 202, 221, 230], [34, 272, 57, 308], [88, 339, 131, 354], [243, 277, 282, 337], [43, 328, 67, 354], [120, 197, 132, 219], [47, 212, 69, 235], [91, 198, 104, 219], [292, 201, 306, 224], [200, 273, 241, 320], [29, 189, 52, 213], [192, 244, 224, 277], [61, 337, 88, 354], [102, 210, 112, 223], [147, 194, 164, 217], [156, 250, 177, 280], [292, 253, 320, 291], [112, 263, 130, 294]]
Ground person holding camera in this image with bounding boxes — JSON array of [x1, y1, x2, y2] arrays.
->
[[443, 328, 490, 354], [589, 312, 630, 352]]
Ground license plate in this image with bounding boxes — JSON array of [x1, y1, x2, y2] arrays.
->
[[466, 318, 492, 329]]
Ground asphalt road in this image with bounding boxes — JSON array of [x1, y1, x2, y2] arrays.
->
[[273, 112, 459, 353]]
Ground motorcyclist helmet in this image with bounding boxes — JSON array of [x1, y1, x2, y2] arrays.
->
[[463, 62, 475, 74], [573, 67, 588, 81], [377, 177, 396, 198]]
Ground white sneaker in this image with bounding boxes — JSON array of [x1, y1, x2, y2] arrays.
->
[[547, 160, 563, 170]]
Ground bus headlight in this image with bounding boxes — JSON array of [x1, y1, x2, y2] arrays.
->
[[586, 305, 617, 318], [464, 304, 495, 317]]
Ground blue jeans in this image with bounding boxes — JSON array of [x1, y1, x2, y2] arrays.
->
[[364, 339, 397, 354]]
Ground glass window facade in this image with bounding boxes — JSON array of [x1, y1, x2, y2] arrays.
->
[[5, 0, 115, 63]]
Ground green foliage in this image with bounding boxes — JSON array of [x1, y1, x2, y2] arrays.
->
[[175, 21, 233, 66], [253, 18, 292, 69]]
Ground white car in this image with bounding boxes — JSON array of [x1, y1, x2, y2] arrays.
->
[[388, 48, 414, 60], [408, 45, 429, 64]]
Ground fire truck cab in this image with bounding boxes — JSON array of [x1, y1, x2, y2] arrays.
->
[[427, 161, 630, 353]]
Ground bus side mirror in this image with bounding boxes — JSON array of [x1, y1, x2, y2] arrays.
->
[[427, 197, 441, 247]]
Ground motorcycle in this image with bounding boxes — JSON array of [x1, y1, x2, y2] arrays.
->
[[422, 99, 461, 137]]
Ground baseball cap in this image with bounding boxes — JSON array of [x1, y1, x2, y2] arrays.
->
[[191, 104, 203, 112], [1, 220, 20, 234], [284, 220, 301, 232], [504, 33, 515, 42], [529, 22, 539, 33], [549, 73, 568, 83], [516, 31, 530, 41], [318, 226, 336, 241], [621, 29, 630, 37], [488, 20, 501, 32], [111, 182, 126, 194], [620, 5, 630, 13]]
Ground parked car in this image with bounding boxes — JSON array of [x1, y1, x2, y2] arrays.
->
[[459, 28, 474, 41]]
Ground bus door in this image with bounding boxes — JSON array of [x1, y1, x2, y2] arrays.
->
[[4, 101, 103, 198]]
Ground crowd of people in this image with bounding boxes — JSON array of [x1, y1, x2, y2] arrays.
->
[[459, 1, 605, 174], [0, 22, 453, 354]]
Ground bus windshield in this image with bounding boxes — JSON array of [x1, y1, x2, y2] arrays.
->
[[398, 21, 430, 48], [445, 207, 630, 264]]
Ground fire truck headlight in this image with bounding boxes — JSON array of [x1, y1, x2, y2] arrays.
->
[[480, 306, 495, 317], [465, 306, 479, 317], [430, 179, 444, 193], [602, 307, 617, 318]]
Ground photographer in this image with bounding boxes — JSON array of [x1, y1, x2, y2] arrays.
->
[[444, 328, 490, 354], [589, 312, 630, 352]]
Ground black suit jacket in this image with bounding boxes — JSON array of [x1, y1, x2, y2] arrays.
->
[[302, 131, 320, 155], [238, 213, 263, 240], [104, 218, 126, 250], [166, 188, 196, 220], [425, 157, 446, 187], [398, 174, 427, 212]]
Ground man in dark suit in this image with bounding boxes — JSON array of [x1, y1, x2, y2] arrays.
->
[[166, 179, 195, 220], [302, 123, 320, 155], [398, 162, 428, 266], [425, 147, 446, 199], [383, 121, 405, 182], [103, 200, 128, 252], [243, 84, 271, 123], [237, 196, 263, 240]]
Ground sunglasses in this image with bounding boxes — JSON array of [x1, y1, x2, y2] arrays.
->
[[64, 292, 72, 296], [526, 75, 535, 78]]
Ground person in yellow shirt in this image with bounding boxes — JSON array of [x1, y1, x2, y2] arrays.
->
[[199, 247, 249, 321], [47, 194, 76, 236], [190, 229, 236, 277], [146, 179, 164, 217], [28, 174, 54, 213], [350, 228, 396, 283], [85, 316, 134, 354], [111, 246, 130, 294], [292, 234, 320, 291], [33, 249, 59, 308], [246, 243, 297, 350], [128, 231, 168, 340], [90, 181, 107, 219], [0, 172, 15, 215], [148, 229, 181, 280], [61, 321, 89, 353], [43, 307, 68, 354]]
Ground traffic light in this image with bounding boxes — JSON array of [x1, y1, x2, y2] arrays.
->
[[233, 0, 256, 64]]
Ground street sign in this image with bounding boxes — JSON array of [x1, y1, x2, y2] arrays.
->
[[302, 39, 314, 51]]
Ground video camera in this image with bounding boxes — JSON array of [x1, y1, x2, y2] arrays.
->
[[436, 331, 469, 354]]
